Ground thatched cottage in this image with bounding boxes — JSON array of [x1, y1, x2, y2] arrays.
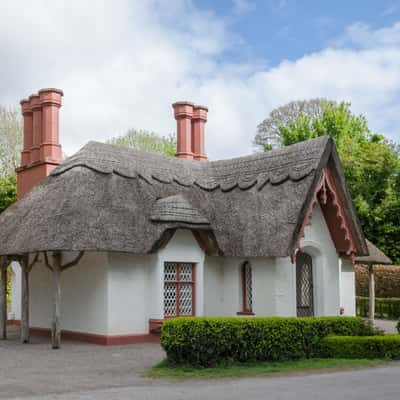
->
[[1, 88, 368, 348]]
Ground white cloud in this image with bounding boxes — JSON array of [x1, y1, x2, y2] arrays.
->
[[0, 1, 399, 161], [232, 0, 256, 16]]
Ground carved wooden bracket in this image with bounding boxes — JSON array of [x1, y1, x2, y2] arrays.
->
[[44, 251, 85, 272], [292, 167, 357, 263]]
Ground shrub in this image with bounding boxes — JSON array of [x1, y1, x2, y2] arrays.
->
[[320, 335, 400, 359], [161, 317, 377, 367], [397, 320, 400, 334], [356, 296, 400, 319]]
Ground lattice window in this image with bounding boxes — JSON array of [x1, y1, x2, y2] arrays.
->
[[241, 261, 253, 313], [164, 262, 195, 317]]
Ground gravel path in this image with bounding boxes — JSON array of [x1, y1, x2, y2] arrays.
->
[[2, 325, 400, 400], [374, 319, 398, 334], [0, 326, 164, 399]]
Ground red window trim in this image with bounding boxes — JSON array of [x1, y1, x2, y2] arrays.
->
[[239, 261, 254, 315], [164, 262, 196, 318]]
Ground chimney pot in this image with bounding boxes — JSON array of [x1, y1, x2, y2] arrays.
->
[[29, 94, 42, 163], [172, 101, 194, 159], [192, 105, 208, 161], [17, 88, 64, 198], [39, 88, 63, 162], [20, 99, 33, 166]]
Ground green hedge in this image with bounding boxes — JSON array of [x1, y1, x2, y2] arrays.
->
[[356, 296, 400, 319], [320, 335, 400, 359], [161, 317, 378, 367]]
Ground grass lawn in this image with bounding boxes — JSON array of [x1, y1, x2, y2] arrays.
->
[[147, 358, 390, 380]]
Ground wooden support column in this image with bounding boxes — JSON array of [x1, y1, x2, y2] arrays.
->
[[0, 257, 8, 340], [51, 252, 62, 349], [20, 254, 38, 343], [368, 264, 375, 322], [45, 251, 84, 349]]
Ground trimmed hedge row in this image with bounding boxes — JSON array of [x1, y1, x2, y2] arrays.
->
[[320, 335, 400, 359], [161, 317, 378, 366], [356, 296, 400, 320]]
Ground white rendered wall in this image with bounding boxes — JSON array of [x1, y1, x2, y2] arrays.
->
[[29, 252, 109, 334], [204, 256, 295, 317], [300, 203, 341, 316], [107, 253, 155, 335], [340, 257, 356, 316]]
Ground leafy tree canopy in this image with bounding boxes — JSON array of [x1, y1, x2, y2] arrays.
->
[[255, 100, 400, 263], [0, 175, 16, 213], [108, 129, 176, 157]]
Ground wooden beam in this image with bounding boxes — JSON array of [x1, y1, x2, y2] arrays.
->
[[44, 251, 84, 349], [20, 259, 30, 343], [51, 252, 62, 349], [0, 257, 8, 340], [20, 253, 39, 344], [368, 264, 375, 322]]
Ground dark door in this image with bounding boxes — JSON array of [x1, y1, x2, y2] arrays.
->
[[296, 252, 314, 317]]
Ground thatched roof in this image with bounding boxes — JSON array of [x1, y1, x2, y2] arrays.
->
[[0, 136, 368, 258], [354, 239, 392, 265]]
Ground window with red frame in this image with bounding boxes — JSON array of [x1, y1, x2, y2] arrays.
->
[[240, 261, 253, 314], [164, 262, 195, 317]]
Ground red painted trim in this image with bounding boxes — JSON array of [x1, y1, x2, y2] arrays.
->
[[7, 319, 21, 326], [30, 326, 160, 345], [149, 318, 164, 333], [164, 262, 196, 317], [6, 320, 159, 345], [292, 166, 357, 262], [236, 311, 255, 316]]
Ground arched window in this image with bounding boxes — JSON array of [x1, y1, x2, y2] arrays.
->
[[240, 261, 253, 314]]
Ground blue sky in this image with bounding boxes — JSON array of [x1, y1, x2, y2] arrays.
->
[[197, 0, 400, 66], [0, 1, 399, 159]]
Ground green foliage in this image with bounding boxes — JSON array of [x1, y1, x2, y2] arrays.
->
[[108, 129, 176, 157], [161, 317, 377, 367], [397, 320, 400, 334], [256, 100, 400, 263], [356, 296, 400, 320], [320, 335, 400, 359], [0, 106, 23, 177], [0, 175, 16, 213]]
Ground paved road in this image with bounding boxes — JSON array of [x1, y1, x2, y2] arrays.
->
[[13, 363, 400, 400]]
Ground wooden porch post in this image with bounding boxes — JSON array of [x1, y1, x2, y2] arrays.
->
[[368, 264, 375, 322], [0, 258, 8, 339], [20, 261, 30, 343], [44, 250, 84, 349], [20, 254, 38, 343], [51, 252, 62, 349]]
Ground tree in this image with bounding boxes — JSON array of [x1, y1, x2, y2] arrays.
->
[[255, 99, 332, 150], [255, 100, 400, 264], [0, 107, 23, 178], [108, 129, 176, 157], [0, 175, 17, 213]]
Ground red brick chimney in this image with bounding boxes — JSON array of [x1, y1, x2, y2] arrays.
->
[[16, 88, 63, 199], [172, 101, 207, 161], [192, 105, 208, 161]]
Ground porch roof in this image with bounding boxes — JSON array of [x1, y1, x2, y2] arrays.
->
[[354, 239, 392, 265]]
